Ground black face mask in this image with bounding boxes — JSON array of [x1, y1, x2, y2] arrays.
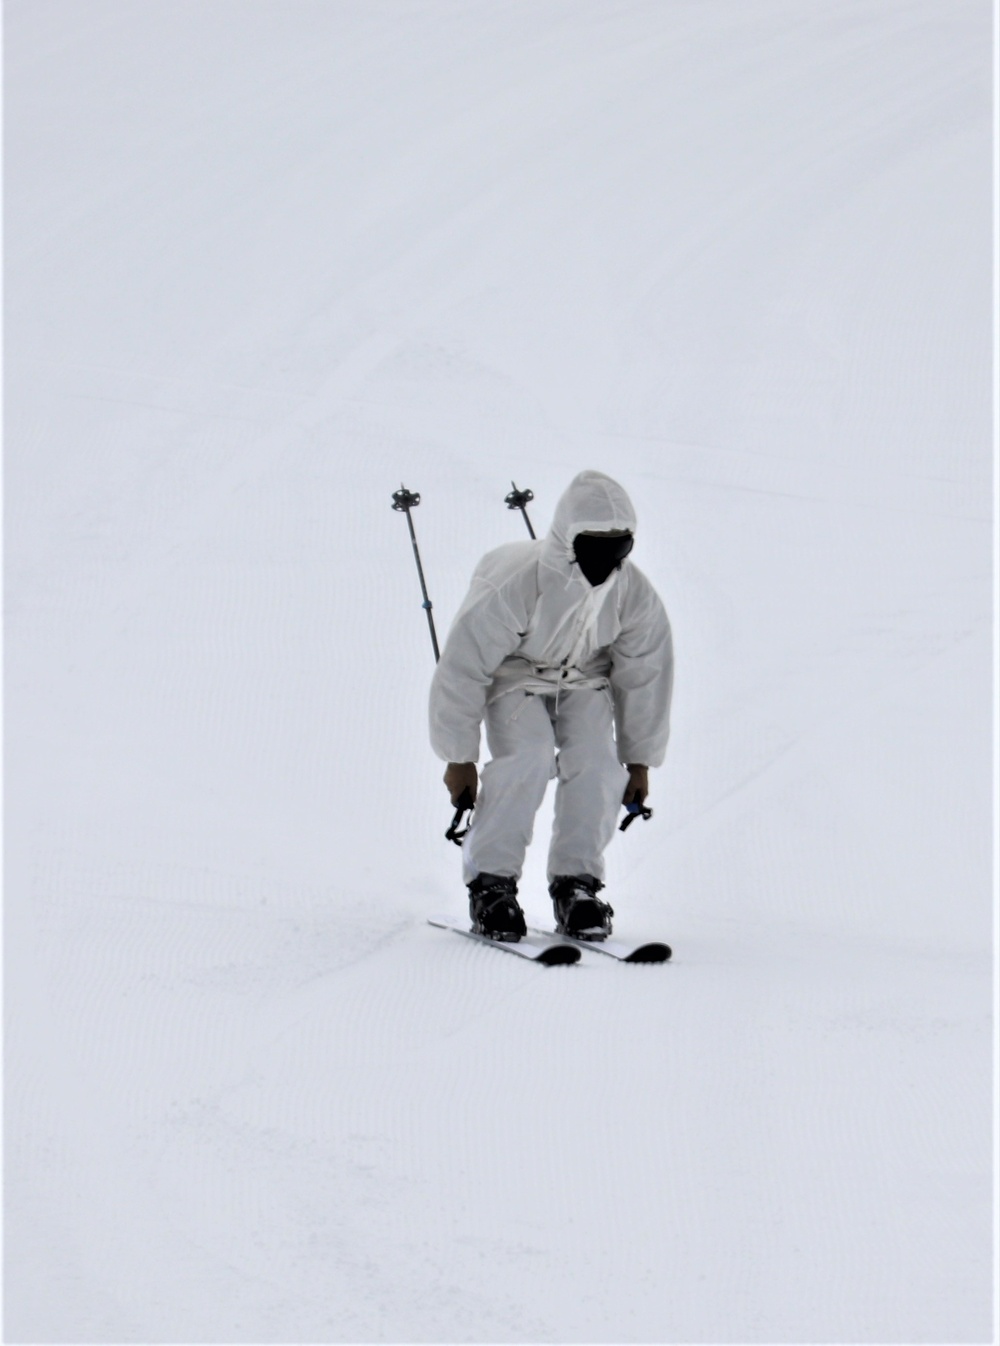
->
[[573, 532, 634, 586]]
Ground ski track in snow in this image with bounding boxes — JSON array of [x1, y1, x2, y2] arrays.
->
[[4, 1, 993, 1342]]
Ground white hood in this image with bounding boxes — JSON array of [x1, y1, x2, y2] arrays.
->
[[541, 470, 637, 576]]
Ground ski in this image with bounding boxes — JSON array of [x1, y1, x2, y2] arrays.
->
[[428, 914, 580, 965], [528, 926, 671, 963]]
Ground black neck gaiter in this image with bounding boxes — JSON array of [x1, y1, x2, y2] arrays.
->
[[573, 532, 634, 586]]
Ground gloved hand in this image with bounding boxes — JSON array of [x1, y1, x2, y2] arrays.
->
[[623, 764, 648, 807], [444, 762, 478, 807]]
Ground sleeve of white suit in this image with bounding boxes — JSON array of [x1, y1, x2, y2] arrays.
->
[[428, 574, 527, 763], [608, 573, 674, 768]]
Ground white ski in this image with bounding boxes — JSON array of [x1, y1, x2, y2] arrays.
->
[[428, 914, 580, 965], [528, 925, 671, 963]]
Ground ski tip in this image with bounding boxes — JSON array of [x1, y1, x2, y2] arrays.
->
[[623, 942, 672, 963], [536, 943, 582, 966]]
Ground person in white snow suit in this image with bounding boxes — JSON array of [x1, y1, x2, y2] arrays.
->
[[429, 470, 673, 942]]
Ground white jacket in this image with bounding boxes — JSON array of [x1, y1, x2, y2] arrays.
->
[[429, 471, 673, 767]]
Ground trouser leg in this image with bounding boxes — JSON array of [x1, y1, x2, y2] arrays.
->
[[548, 688, 625, 882], [462, 692, 556, 885]]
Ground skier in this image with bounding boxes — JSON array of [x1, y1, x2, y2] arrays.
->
[[429, 469, 673, 942]]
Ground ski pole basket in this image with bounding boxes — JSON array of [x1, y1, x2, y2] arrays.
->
[[504, 482, 537, 538]]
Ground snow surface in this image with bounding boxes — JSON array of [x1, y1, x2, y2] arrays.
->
[[4, 1, 994, 1341]]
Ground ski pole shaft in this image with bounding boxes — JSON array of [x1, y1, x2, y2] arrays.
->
[[392, 485, 475, 844], [391, 485, 440, 662], [504, 481, 536, 538]]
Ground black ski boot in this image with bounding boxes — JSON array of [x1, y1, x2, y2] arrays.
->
[[468, 873, 527, 942], [550, 875, 614, 941]]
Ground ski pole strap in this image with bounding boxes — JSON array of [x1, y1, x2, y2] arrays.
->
[[446, 787, 476, 845], [619, 801, 653, 832]]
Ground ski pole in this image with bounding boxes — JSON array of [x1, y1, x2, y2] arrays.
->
[[504, 481, 536, 538], [391, 485, 440, 663], [391, 485, 474, 842]]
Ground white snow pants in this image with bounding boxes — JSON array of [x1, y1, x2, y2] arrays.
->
[[462, 687, 626, 885]]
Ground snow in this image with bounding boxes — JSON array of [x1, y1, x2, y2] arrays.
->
[[3, 1, 994, 1340]]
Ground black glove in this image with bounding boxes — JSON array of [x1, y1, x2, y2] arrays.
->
[[444, 762, 478, 807], [622, 764, 648, 807]]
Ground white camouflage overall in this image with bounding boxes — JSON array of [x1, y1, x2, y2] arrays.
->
[[429, 471, 673, 884]]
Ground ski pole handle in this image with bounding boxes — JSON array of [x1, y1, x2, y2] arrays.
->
[[619, 802, 653, 832], [445, 786, 475, 845]]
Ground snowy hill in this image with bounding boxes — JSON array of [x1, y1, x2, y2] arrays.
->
[[4, 1, 993, 1341]]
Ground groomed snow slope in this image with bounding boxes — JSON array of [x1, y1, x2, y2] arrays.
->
[[4, 2, 994, 1341]]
